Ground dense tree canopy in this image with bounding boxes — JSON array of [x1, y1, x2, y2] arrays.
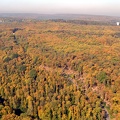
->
[[0, 19, 120, 119]]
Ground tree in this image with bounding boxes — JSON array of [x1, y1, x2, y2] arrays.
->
[[96, 71, 108, 84], [18, 65, 26, 73], [3, 57, 11, 63], [29, 69, 37, 80], [11, 53, 19, 59]]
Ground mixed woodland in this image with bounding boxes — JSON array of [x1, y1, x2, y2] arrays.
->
[[0, 19, 120, 120]]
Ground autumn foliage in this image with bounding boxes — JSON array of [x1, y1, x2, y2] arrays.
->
[[0, 20, 120, 119]]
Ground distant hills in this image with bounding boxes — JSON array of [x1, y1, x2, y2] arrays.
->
[[0, 13, 120, 25]]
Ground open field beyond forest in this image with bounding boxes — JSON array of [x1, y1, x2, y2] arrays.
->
[[0, 20, 120, 120]]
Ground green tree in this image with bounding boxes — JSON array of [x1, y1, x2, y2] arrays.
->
[[3, 57, 11, 63], [96, 71, 108, 83], [18, 65, 26, 73], [29, 69, 37, 79]]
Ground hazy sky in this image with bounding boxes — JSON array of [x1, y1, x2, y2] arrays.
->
[[0, 0, 120, 16]]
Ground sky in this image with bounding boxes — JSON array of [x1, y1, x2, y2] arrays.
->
[[0, 0, 120, 16]]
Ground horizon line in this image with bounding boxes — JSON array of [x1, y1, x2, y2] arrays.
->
[[0, 13, 120, 17]]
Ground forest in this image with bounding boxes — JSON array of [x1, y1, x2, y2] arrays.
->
[[0, 19, 120, 120]]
